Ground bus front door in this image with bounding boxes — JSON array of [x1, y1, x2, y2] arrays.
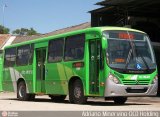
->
[[36, 48, 46, 93], [89, 40, 100, 95]]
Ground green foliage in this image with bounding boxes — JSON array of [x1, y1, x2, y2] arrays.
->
[[0, 25, 10, 34], [12, 28, 38, 36], [27, 28, 37, 35]]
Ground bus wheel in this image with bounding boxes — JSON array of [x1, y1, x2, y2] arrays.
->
[[50, 95, 66, 102], [70, 79, 87, 104], [17, 81, 30, 101], [113, 97, 127, 104]]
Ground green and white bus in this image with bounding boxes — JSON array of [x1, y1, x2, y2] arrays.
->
[[2, 27, 158, 104]]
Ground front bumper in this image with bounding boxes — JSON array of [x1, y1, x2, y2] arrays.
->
[[104, 78, 158, 97]]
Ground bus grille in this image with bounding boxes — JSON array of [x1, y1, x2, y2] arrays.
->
[[122, 80, 150, 85], [126, 88, 148, 93]]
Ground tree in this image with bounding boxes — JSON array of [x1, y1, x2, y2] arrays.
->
[[0, 25, 10, 34], [27, 28, 37, 35], [12, 28, 38, 36]]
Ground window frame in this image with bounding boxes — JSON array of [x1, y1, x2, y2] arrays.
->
[[48, 38, 64, 63], [16, 44, 33, 66], [64, 33, 85, 61], [4, 48, 16, 67], [29, 44, 34, 65]]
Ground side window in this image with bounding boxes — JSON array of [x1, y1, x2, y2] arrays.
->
[[4, 48, 16, 67], [48, 38, 64, 62], [29, 44, 34, 64], [64, 34, 85, 61], [17, 45, 30, 66]]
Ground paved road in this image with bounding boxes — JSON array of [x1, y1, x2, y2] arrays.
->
[[0, 92, 160, 111]]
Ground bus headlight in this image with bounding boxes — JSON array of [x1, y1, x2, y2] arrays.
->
[[108, 74, 120, 84], [152, 75, 158, 84]]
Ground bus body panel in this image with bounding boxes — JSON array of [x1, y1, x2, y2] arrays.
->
[[14, 65, 34, 93], [1, 27, 158, 100], [45, 62, 69, 94], [2, 65, 33, 93]]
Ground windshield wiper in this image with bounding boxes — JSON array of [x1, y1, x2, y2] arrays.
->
[[135, 49, 150, 72], [125, 48, 133, 70], [125, 31, 137, 70]]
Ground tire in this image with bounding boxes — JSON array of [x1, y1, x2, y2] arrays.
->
[[17, 81, 30, 101], [69, 82, 74, 103], [17, 81, 35, 101], [113, 97, 127, 104], [50, 95, 66, 102], [69, 79, 87, 104]]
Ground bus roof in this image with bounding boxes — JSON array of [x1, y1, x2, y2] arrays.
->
[[5, 26, 145, 49]]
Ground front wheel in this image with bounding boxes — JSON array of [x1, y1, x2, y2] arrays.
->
[[113, 97, 127, 104], [69, 79, 87, 104]]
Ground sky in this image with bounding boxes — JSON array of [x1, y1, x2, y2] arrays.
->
[[0, 0, 100, 34]]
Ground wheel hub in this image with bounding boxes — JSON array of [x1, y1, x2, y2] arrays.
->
[[74, 87, 81, 98]]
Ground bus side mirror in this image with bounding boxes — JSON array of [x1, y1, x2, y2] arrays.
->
[[102, 37, 107, 49]]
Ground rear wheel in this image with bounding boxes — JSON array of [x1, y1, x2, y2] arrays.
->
[[50, 95, 66, 102], [113, 97, 127, 104], [17, 81, 35, 101], [69, 79, 87, 104], [17, 81, 30, 101]]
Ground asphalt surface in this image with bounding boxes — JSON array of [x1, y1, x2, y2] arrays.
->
[[0, 92, 160, 111]]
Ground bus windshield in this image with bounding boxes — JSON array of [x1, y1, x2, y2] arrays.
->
[[104, 30, 156, 73]]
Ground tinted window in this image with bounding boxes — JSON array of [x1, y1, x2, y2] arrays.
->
[[48, 39, 64, 62], [29, 44, 34, 64], [64, 34, 85, 61], [17, 45, 33, 65], [4, 48, 16, 67]]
